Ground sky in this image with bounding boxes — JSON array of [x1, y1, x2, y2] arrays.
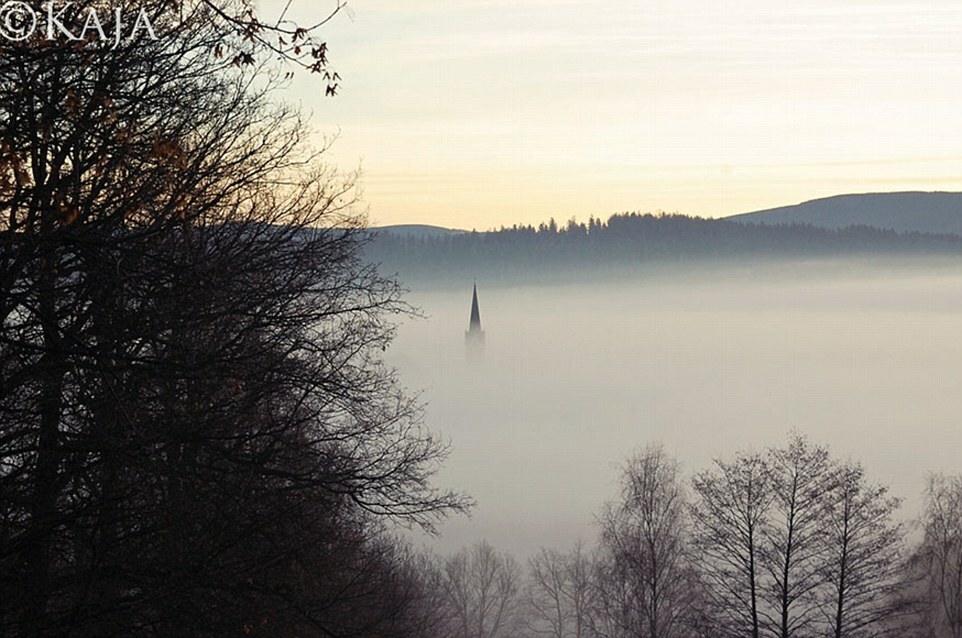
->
[[265, 0, 962, 229]]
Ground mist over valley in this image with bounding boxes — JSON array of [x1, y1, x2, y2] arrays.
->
[[387, 254, 962, 559]]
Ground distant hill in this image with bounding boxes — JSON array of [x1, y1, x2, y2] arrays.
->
[[370, 224, 464, 238], [728, 192, 962, 235]]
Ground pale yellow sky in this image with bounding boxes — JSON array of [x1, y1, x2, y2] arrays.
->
[[267, 0, 962, 229]]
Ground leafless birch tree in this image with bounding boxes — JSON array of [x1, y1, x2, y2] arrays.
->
[[596, 444, 696, 638]]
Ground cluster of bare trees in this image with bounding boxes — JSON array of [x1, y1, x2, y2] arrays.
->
[[409, 436, 962, 638], [690, 436, 913, 638]]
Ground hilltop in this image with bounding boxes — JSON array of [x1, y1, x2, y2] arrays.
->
[[728, 192, 962, 235]]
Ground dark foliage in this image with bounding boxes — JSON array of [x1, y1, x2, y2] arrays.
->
[[0, 2, 465, 636]]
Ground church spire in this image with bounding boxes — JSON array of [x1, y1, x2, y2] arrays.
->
[[469, 283, 481, 331], [465, 283, 485, 346]]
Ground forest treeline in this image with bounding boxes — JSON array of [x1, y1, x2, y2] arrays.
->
[[395, 434, 962, 638], [366, 214, 962, 283]]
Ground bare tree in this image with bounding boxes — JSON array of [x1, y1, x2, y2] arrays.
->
[[526, 541, 597, 638], [596, 444, 695, 638], [761, 434, 839, 638], [439, 541, 523, 638], [568, 541, 599, 638], [690, 450, 772, 638], [590, 552, 637, 638], [819, 462, 913, 638], [528, 548, 573, 638], [920, 474, 962, 638]]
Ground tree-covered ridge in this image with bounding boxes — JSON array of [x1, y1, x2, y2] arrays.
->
[[367, 213, 962, 282]]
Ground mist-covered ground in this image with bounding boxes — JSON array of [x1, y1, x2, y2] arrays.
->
[[385, 257, 962, 557]]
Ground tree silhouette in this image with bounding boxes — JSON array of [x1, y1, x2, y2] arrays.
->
[[596, 444, 698, 638], [0, 2, 466, 635], [437, 541, 522, 638], [690, 451, 772, 638], [920, 474, 962, 638], [819, 462, 914, 638], [690, 435, 915, 638]]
